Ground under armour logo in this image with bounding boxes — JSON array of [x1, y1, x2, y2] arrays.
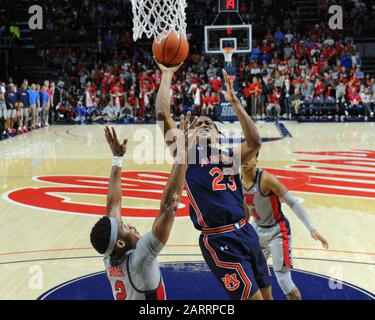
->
[[220, 246, 229, 251], [222, 273, 241, 291]]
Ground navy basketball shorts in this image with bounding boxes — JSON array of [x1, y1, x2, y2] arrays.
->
[[199, 223, 271, 300]]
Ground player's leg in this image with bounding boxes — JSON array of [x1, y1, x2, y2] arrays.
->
[[270, 220, 300, 300], [245, 224, 273, 300], [199, 234, 260, 300]]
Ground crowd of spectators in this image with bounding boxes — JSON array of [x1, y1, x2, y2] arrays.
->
[[2, 0, 375, 140]]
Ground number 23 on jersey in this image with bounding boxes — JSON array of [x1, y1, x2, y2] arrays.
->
[[209, 168, 237, 192]]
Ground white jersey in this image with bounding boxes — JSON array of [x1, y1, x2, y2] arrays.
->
[[104, 232, 166, 300]]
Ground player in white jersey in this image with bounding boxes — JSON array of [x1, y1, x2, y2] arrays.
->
[[90, 116, 193, 300], [241, 153, 329, 300]]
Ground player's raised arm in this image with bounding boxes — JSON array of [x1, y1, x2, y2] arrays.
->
[[152, 112, 196, 244], [155, 61, 182, 150], [104, 126, 128, 220], [221, 69, 262, 164], [262, 171, 329, 249]]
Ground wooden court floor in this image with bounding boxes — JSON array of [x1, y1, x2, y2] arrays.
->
[[0, 122, 374, 300]]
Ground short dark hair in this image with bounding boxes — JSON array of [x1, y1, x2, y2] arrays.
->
[[90, 217, 111, 255]]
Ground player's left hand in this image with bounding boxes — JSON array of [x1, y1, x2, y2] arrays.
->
[[221, 69, 239, 104], [104, 126, 128, 157], [176, 111, 197, 163], [311, 230, 329, 249]]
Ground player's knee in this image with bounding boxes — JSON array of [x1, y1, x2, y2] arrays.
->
[[274, 269, 296, 296]]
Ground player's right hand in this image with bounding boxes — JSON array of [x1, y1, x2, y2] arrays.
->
[[311, 230, 329, 249], [104, 126, 128, 157], [154, 58, 183, 74]]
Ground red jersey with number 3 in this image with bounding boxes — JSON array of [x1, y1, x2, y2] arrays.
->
[[242, 169, 286, 227], [104, 232, 166, 300], [185, 145, 245, 230]]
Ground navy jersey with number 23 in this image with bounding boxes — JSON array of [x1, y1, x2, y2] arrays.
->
[[185, 145, 245, 230]]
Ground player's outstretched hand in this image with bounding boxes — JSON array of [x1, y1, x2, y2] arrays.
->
[[154, 58, 183, 75], [180, 111, 198, 151], [104, 126, 128, 157], [221, 69, 239, 104], [311, 230, 329, 249], [176, 111, 197, 163]]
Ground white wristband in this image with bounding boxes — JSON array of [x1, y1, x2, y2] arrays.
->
[[112, 156, 124, 168]]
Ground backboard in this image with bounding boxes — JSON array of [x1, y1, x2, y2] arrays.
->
[[204, 24, 252, 54]]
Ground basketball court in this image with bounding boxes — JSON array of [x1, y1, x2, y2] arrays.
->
[[1, 121, 374, 300]]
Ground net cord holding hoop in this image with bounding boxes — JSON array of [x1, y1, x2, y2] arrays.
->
[[131, 0, 187, 42]]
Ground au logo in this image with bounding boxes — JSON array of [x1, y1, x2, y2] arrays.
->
[[222, 273, 241, 292]]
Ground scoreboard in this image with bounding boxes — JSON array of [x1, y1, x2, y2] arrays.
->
[[219, 0, 239, 13]]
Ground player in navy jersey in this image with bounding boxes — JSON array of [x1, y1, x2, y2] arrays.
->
[[156, 61, 272, 300]]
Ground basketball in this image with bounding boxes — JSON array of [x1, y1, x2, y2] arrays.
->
[[152, 31, 190, 67]]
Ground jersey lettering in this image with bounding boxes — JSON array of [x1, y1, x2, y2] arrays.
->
[[210, 168, 238, 192], [244, 194, 261, 221], [115, 280, 127, 300]]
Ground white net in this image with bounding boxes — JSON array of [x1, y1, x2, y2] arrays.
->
[[131, 0, 187, 42], [222, 48, 235, 65]]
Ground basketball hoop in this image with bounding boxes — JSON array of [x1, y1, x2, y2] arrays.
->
[[221, 47, 235, 66], [131, 0, 187, 42]]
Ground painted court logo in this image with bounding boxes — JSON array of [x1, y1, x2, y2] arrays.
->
[[3, 149, 375, 217], [3, 171, 190, 218]]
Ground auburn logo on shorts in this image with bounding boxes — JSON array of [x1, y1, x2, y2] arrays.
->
[[222, 273, 240, 291]]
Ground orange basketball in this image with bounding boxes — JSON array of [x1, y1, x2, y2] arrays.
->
[[152, 31, 190, 67]]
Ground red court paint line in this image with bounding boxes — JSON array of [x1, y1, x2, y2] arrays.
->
[[1, 246, 375, 258], [293, 247, 375, 256]]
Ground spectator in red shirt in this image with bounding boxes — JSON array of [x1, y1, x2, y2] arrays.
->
[[152, 70, 161, 90], [139, 75, 154, 120], [348, 88, 364, 117], [202, 92, 213, 117], [267, 88, 281, 119], [110, 81, 125, 112], [209, 75, 222, 93], [315, 78, 325, 97], [249, 77, 263, 119]]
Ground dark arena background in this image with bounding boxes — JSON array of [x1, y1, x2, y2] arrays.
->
[[0, 0, 374, 303]]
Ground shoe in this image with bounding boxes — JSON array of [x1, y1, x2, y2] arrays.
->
[[340, 115, 345, 122], [23, 126, 28, 133], [365, 116, 369, 122], [45, 122, 49, 127], [370, 112, 374, 118]]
